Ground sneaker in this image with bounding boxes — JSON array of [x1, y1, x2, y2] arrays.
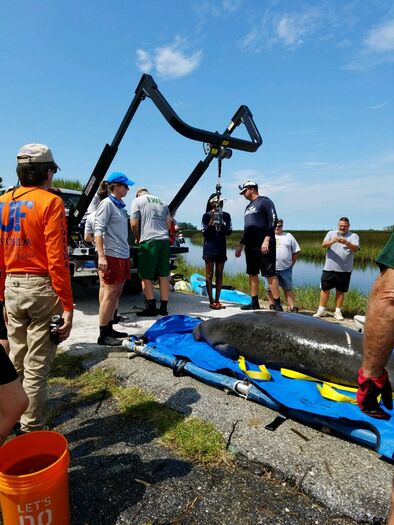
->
[[159, 307, 168, 316], [97, 335, 122, 346], [269, 304, 275, 311], [273, 304, 283, 312], [334, 310, 344, 321], [313, 309, 327, 318], [240, 303, 260, 310], [289, 307, 299, 313]]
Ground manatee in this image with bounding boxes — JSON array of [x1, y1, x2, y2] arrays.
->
[[192, 311, 394, 388]]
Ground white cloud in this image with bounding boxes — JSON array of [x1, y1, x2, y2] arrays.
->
[[276, 15, 304, 46], [239, 6, 324, 52], [367, 102, 386, 110], [364, 19, 394, 52], [135, 49, 152, 73], [253, 172, 393, 230], [136, 38, 202, 80], [345, 18, 394, 70], [155, 40, 202, 80], [221, 0, 242, 13], [276, 9, 322, 47], [239, 28, 260, 51], [228, 168, 262, 187], [303, 161, 327, 167], [164, 160, 394, 230], [196, 0, 242, 17]]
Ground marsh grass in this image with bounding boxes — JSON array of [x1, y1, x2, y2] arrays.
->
[[175, 256, 368, 316], [52, 178, 84, 191], [48, 353, 232, 466]]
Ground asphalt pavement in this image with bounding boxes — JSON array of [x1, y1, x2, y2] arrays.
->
[[56, 279, 393, 524]]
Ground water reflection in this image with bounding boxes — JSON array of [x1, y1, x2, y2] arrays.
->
[[183, 239, 378, 295]]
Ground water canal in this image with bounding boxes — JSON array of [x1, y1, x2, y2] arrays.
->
[[183, 239, 378, 295]]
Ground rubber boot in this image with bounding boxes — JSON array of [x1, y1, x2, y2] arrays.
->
[[159, 300, 168, 316], [136, 299, 158, 317], [108, 320, 128, 339], [273, 298, 283, 312], [113, 309, 129, 324], [241, 296, 260, 310], [97, 325, 122, 346]]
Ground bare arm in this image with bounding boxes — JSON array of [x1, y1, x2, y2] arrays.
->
[[362, 267, 394, 376], [261, 235, 271, 254], [322, 237, 340, 248], [291, 251, 300, 266], [94, 235, 107, 273], [58, 310, 73, 342], [235, 243, 244, 257], [84, 232, 94, 243], [166, 214, 172, 232], [130, 218, 140, 244], [337, 238, 359, 252]]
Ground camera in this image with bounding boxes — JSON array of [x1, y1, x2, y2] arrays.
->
[[212, 209, 223, 231], [49, 315, 64, 344]]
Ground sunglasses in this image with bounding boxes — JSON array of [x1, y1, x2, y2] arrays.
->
[[50, 166, 58, 174], [276, 224, 283, 228]]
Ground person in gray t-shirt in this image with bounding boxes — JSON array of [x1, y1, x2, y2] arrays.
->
[[314, 217, 359, 321], [130, 187, 171, 316], [94, 172, 135, 346]]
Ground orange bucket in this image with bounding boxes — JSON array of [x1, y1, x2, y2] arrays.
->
[[0, 431, 70, 525]]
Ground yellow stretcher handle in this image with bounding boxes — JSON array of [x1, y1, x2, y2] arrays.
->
[[280, 368, 394, 403], [238, 356, 271, 381]]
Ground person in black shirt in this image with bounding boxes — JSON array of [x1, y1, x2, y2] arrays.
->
[[201, 194, 232, 309], [235, 180, 283, 311]]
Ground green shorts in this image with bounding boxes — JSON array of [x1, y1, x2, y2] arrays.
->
[[138, 239, 170, 280], [376, 233, 394, 271]]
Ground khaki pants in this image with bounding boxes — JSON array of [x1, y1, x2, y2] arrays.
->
[[5, 275, 61, 432]]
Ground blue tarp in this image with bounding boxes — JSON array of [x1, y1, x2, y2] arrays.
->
[[143, 315, 394, 461]]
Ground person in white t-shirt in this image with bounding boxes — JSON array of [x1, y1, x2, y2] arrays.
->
[[313, 217, 360, 321], [267, 219, 300, 312]]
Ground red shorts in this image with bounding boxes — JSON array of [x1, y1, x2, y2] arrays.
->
[[102, 256, 131, 285]]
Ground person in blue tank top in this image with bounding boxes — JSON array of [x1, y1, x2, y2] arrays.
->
[[201, 194, 232, 309]]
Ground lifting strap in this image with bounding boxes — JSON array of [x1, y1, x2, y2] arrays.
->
[[238, 356, 271, 381]]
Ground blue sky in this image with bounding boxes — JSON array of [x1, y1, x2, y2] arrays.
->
[[0, 0, 393, 230]]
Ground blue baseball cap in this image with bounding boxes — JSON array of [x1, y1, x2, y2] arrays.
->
[[106, 172, 135, 186]]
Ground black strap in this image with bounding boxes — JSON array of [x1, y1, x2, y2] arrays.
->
[[265, 412, 287, 431]]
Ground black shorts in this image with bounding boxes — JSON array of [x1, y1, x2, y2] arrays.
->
[[321, 270, 351, 292], [0, 304, 7, 340], [0, 345, 18, 385], [245, 245, 276, 277], [203, 254, 227, 264]]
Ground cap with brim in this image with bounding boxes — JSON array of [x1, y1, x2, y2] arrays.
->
[[135, 186, 148, 196], [106, 172, 135, 186], [17, 143, 60, 169], [239, 180, 258, 194]]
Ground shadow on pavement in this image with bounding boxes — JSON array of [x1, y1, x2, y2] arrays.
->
[[49, 382, 195, 524]]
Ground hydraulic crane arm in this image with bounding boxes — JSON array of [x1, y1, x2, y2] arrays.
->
[[168, 105, 257, 215], [72, 74, 262, 226]]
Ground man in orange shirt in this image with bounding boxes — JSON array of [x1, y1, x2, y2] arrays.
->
[[0, 144, 73, 434]]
